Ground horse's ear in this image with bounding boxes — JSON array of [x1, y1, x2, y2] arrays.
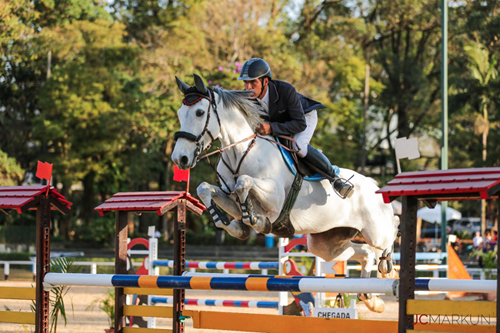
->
[[193, 74, 208, 94], [175, 76, 190, 95]]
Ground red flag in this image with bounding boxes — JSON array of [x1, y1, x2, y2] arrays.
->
[[173, 166, 190, 182], [36, 161, 53, 182]]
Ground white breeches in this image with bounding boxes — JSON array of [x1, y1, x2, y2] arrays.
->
[[293, 110, 318, 157]]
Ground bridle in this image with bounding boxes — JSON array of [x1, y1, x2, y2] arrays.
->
[[173, 89, 221, 158], [173, 88, 299, 195]]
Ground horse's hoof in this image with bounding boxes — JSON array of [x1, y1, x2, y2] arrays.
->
[[378, 260, 393, 275], [261, 218, 272, 234], [359, 294, 385, 313], [381, 269, 399, 279]]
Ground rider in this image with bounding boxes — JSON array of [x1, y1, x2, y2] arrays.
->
[[238, 58, 354, 198]]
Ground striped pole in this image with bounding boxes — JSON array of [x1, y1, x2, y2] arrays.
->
[[43, 273, 497, 294], [153, 260, 278, 270], [182, 272, 318, 278], [151, 296, 278, 309]]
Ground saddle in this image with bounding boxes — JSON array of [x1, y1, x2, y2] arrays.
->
[[277, 138, 324, 181]]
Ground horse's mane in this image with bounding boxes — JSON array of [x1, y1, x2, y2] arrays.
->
[[214, 88, 263, 130]]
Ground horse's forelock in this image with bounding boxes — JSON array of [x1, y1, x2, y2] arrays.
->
[[214, 88, 262, 128]]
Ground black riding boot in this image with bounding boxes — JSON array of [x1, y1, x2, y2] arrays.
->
[[303, 145, 354, 199]]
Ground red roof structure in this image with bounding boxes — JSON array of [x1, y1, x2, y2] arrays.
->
[[0, 185, 72, 215], [95, 191, 206, 216], [94, 190, 206, 331], [376, 167, 500, 204], [377, 167, 500, 332]]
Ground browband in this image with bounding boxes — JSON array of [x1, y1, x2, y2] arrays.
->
[[183, 96, 203, 105]]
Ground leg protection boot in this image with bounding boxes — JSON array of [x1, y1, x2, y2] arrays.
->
[[303, 145, 354, 199]]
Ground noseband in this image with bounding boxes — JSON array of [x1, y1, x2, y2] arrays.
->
[[174, 89, 221, 158]]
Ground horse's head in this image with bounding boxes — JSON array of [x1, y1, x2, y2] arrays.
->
[[171, 74, 221, 169]]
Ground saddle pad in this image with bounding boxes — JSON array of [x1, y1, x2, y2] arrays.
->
[[277, 138, 324, 182]]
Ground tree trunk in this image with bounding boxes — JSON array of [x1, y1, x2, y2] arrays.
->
[[59, 181, 71, 240], [397, 103, 410, 139], [81, 171, 96, 226], [138, 182, 150, 234], [360, 64, 370, 175]]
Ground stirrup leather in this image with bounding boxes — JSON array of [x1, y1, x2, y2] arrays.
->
[[208, 200, 230, 226]]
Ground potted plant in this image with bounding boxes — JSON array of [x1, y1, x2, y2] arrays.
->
[[87, 288, 115, 333]]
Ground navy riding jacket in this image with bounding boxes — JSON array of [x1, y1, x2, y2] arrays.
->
[[262, 80, 326, 136]]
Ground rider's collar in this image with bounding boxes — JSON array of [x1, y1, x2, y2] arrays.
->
[[183, 87, 211, 105]]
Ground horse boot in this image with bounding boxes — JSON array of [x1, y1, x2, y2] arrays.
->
[[303, 146, 354, 199], [239, 196, 258, 226], [207, 200, 230, 229]]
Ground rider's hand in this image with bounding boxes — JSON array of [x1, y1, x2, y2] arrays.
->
[[255, 122, 272, 135]]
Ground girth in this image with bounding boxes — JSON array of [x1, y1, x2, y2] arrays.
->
[[271, 164, 304, 238]]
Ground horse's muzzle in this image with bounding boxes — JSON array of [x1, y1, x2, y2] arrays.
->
[[179, 155, 192, 169], [172, 154, 194, 170]]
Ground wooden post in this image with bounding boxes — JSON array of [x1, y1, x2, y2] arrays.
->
[[399, 196, 418, 333], [114, 211, 128, 332], [173, 199, 186, 333], [35, 195, 51, 332]]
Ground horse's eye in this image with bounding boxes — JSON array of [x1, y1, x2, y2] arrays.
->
[[196, 109, 205, 117]]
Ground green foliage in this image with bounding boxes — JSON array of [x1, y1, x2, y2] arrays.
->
[[456, 230, 473, 240], [0, 252, 33, 261], [0, 221, 37, 244], [0, 150, 25, 185], [2, 0, 500, 246], [48, 258, 83, 332], [473, 249, 497, 279], [186, 228, 216, 245], [86, 288, 115, 329], [71, 212, 115, 246]]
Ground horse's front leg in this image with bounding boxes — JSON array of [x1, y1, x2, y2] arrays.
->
[[197, 182, 251, 240], [233, 175, 284, 234]]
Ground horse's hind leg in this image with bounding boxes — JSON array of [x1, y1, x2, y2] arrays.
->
[[375, 216, 399, 278], [347, 242, 386, 313], [197, 182, 251, 240]]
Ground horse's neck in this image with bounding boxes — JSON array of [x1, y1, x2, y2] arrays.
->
[[218, 108, 255, 164]]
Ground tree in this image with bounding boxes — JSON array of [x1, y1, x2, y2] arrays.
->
[[32, 19, 141, 239], [0, 150, 24, 186], [463, 41, 497, 164]]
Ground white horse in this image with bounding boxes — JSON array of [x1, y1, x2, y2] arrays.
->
[[171, 74, 400, 313]]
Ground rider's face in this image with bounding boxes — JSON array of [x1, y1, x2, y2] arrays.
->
[[244, 78, 267, 98]]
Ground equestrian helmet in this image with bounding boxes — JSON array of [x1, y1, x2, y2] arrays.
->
[[237, 58, 272, 81]]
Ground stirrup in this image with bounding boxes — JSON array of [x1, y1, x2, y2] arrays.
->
[[332, 178, 354, 199]]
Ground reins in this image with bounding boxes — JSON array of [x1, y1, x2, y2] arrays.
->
[[197, 134, 298, 161], [200, 134, 299, 196]]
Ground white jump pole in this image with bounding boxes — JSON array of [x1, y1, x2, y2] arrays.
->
[[43, 273, 497, 294]]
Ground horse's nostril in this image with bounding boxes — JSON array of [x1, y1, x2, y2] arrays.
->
[[180, 155, 189, 167]]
